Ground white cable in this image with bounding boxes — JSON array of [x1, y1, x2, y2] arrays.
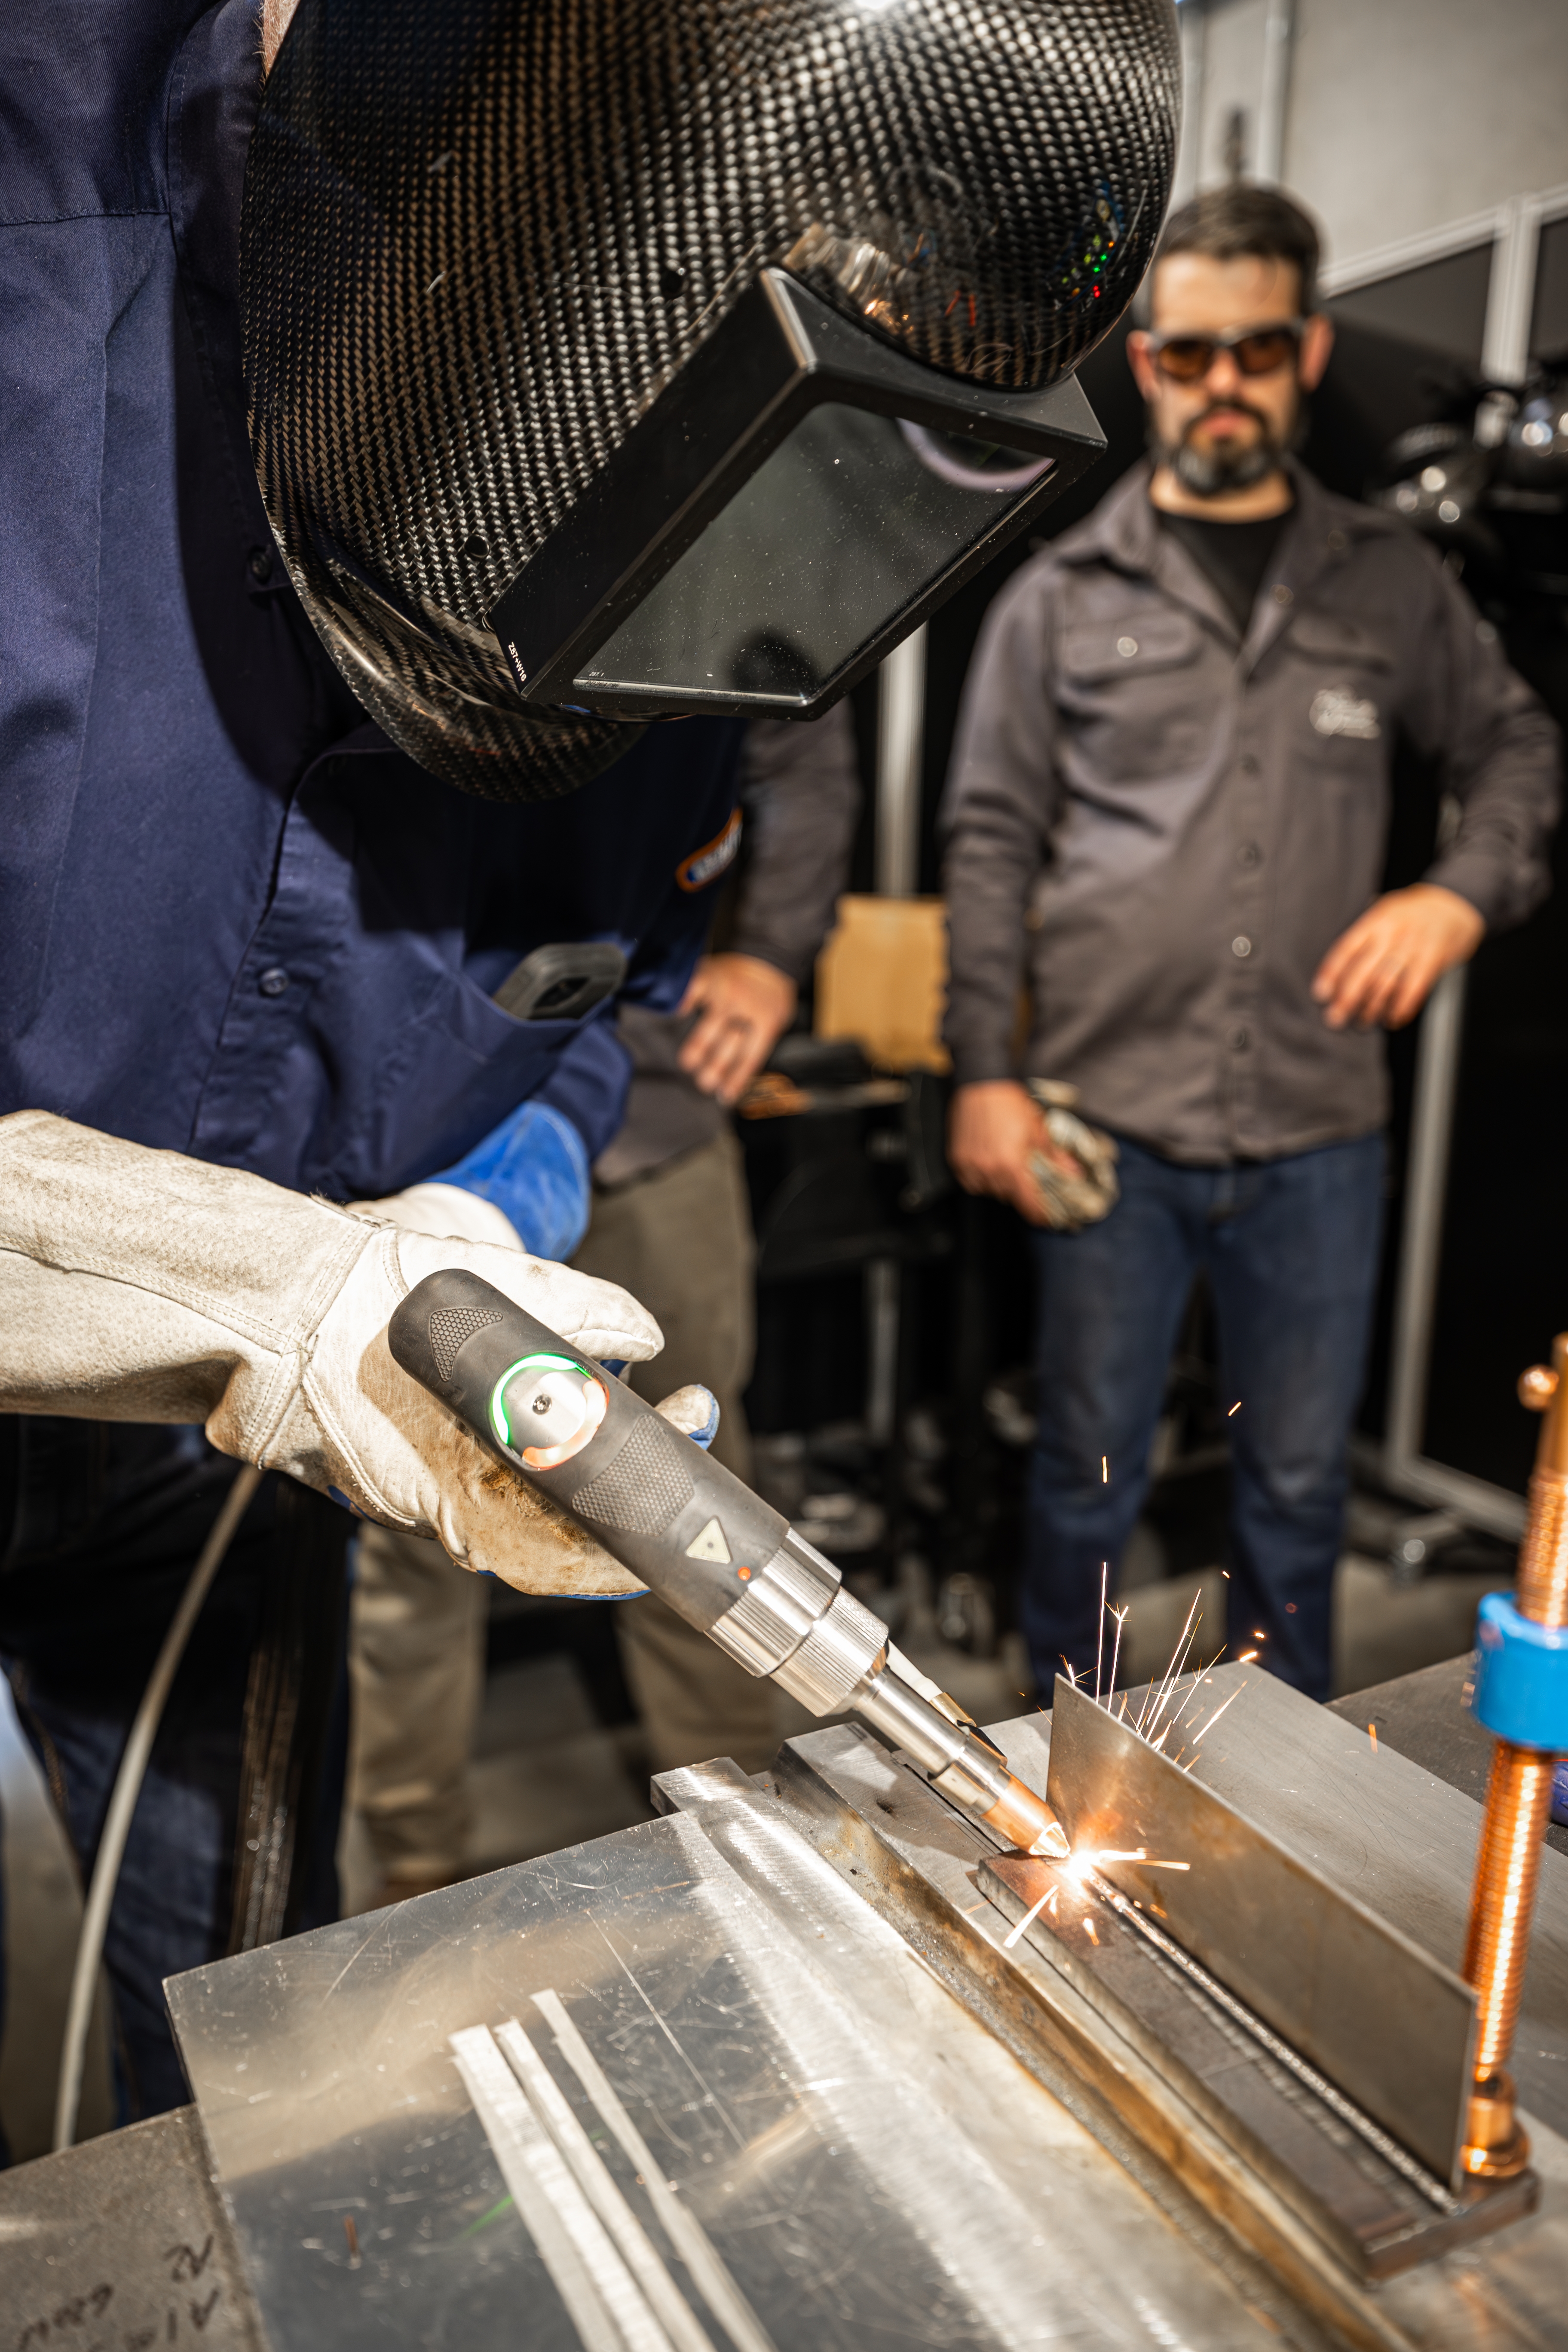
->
[[52, 1462, 264, 2152]]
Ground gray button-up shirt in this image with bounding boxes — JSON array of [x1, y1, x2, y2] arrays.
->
[[940, 462, 1560, 1164]]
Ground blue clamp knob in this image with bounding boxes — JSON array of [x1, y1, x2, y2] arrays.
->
[[1470, 1590, 1568, 1754]]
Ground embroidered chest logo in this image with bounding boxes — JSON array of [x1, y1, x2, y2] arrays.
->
[[1310, 685, 1380, 741], [676, 806, 742, 892]]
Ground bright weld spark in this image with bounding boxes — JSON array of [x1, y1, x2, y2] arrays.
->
[[1101, 1455, 1109, 1483], [1094, 1562, 1108, 1705], [1237, 1648, 1259, 1662], [1083, 1917, 1100, 1945], [1106, 1604, 1128, 1708], [1228, 1401, 1241, 1416], [1075, 1846, 1144, 1875], [1368, 1723, 1378, 1752], [1002, 1888, 1056, 1948], [1065, 1847, 1191, 1881], [1140, 1595, 1203, 1738], [1191, 1684, 1244, 1745], [1161, 1653, 1225, 1746]]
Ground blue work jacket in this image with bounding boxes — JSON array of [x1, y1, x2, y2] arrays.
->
[[0, 0, 745, 1200]]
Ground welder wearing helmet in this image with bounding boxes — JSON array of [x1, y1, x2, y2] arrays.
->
[[943, 186, 1562, 1706], [0, 0, 1178, 2131]]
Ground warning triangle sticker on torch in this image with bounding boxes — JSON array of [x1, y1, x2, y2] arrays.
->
[[684, 1518, 732, 1564]]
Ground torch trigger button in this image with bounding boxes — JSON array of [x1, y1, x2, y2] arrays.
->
[[686, 1518, 732, 1565]]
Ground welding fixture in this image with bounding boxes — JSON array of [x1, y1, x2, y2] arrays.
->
[[389, 1271, 1067, 1859], [1460, 1331, 1568, 2175]]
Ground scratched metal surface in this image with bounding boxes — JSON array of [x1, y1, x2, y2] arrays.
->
[[989, 1667, 1568, 2144], [0, 2104, 260, 2351], [167, 1788, 1291, 2351]]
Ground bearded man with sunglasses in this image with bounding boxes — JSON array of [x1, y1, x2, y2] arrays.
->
[[941, 185, 1559, 1704]]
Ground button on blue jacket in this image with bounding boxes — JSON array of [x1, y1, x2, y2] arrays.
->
[[0, 0, 745, 1200]]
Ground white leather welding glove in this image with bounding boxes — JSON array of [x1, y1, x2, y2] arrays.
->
[[0, 1112, 678, 1596]]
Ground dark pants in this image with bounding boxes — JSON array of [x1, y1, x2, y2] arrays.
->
[[1023, 1131, 1385, 1703], [0, 1422, 347, 2150]]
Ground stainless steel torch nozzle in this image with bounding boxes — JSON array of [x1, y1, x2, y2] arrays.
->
[[851, 1656, 1068, 1855]]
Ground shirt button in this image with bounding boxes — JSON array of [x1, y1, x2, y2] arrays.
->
[[1271, 582, 1292, 606], [1231, 935, 1253, 958], [1229, 1027, 1250, 1051], [1237, 841, 1261, 867], [257, 966, 290, 997], [248, 546, 274, 584], [1116, 635, 1138, 658]]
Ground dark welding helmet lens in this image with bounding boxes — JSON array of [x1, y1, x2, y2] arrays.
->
[[492, 272, 1104, 719], [578, 407, 1054, 709]]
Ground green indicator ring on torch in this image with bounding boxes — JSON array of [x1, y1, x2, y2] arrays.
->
[[489, 1353, 591, 1451]]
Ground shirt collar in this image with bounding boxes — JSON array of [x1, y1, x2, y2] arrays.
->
[[1059, 458, 1376, 658]]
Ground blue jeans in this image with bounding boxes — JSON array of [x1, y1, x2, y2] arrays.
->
[[1023, 1131, 1385, 1703], [0, 1423, 346, 2150]]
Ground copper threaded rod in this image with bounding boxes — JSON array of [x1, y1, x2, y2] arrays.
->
[[1462, 1744, 1555, 2078], [1458, 1333, 1568, 2177], [1516, 1457, 1568, 1627]]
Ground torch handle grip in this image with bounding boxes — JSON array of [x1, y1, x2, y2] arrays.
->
[[388, 1268, 791, 1636]]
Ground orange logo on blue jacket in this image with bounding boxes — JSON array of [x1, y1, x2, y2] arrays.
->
[[676, 807, 742, 892]]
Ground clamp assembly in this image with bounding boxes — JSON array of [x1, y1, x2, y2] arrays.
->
[[1459, 1338, 1568, 2178]]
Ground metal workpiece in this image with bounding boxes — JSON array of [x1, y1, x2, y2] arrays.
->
[[774, 1696, 1568, 2349], [1044, 1678, 1479, 2187], [771, 1719, 1418, 2350], [30, 1661, 1566, 2352], [165, 1780, 1295, 2352], [980, 1847, 1536, 2282], [1458, 1338, 1568, 2179]]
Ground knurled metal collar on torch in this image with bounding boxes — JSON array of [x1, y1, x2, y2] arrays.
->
[[1459, 1334, 1568, 2177]]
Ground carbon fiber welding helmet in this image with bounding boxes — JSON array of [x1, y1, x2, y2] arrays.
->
[[243, 0, 1179, 799]]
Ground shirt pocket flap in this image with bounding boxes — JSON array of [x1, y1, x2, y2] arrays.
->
[[1289, 611, 1395, 668], [1062, 609, 1204, 683]]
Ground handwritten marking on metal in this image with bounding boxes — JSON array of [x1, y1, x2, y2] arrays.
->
[[1046, 1676, 1479, 2185], [450, 2024, 672, 2352], [530, 1990, 778, 2352]]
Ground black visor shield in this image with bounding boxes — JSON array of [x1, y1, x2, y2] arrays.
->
[[244, 0, 1179, 797], [495, 271, 1105, 719]]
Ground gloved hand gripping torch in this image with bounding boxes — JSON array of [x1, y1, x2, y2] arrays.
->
[[390, 1271, 1066, 1856]]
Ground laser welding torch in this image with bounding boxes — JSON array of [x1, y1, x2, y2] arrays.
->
[[389, 1271, 1067, 1856]]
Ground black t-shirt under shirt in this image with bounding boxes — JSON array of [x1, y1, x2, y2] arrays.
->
[[1158, 505, 1291, 634]]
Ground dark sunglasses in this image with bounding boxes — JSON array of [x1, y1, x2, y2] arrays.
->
[[1146, 319, 1306, 383]]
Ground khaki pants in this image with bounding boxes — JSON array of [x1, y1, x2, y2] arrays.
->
[[346, 1131, 776, 1889], [573, 1130, 778, 1777], [348, 1519, 487, 1888]]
